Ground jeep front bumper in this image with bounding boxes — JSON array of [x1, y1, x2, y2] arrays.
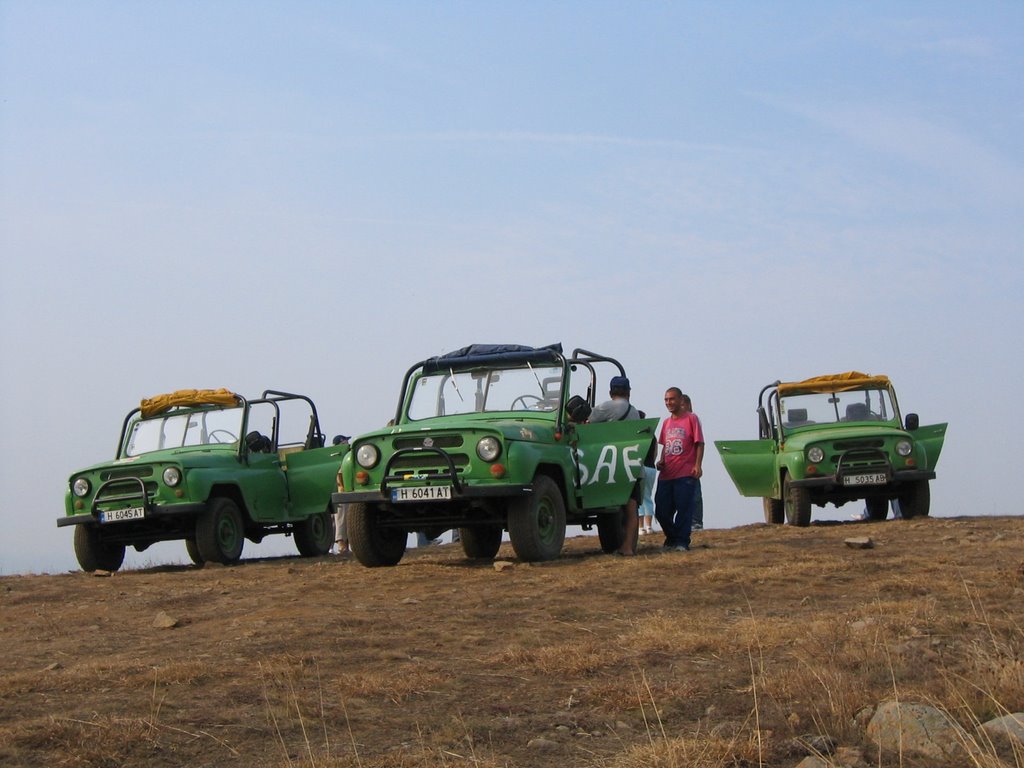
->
[[56, 502, 207, 528], [788, 468, 935, 491]]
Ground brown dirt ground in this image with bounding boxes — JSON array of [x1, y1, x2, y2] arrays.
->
[[1, 516, 1022, 768]]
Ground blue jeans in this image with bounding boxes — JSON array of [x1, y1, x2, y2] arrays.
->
[[640, 466, 656, 519], [655, 476, 698, 549]]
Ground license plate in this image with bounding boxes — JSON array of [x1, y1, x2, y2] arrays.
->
[[99, 507, 145, 523], [391, 485, 452, 502], [842, 473, 887, 486]]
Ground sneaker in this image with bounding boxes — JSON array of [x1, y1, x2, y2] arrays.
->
[[673, 545, 690, 552], [691, 523, 703, 531]]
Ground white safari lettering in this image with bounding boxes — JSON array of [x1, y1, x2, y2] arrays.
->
[[579, 443, 645, 485], [622, 443, 642, 481], [588, 445, 619, 485]]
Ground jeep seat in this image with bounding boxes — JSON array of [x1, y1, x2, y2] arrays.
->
[[784, 408, 813, 428], [245, 431, 273, 453], [844, 403, 870, 421]]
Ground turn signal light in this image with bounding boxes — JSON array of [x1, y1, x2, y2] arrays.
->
[[356, 470, 370, 485], [490, 464, 506, 478], [806, 465, 817, 474]]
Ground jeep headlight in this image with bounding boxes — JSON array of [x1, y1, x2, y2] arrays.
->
[[807, 446, 824, 464], [72, 478, 91, 497], [476, 436, 502, 462], [356, 443, 380, 469], [895, 440, 912, 457], [162, 467, 182, 487]]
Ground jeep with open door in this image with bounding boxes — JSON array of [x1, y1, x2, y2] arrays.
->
[[60, 389, 348, 571], [332, 344, 658, 567], [715, 372, 947, 526]]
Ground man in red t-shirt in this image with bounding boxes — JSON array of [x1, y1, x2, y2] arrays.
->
[[655, 388, 705, 551]]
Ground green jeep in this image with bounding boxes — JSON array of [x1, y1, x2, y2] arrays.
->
[[716, 372, 947, 525], [59, 389, 347, 571], [332, 344, 658, 567]]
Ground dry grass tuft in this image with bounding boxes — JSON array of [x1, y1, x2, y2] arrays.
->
[[491, 639, 617, 676]]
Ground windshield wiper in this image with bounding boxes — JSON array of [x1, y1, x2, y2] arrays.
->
[[527, 361, 545, 395], [449, 368, 464, 402]]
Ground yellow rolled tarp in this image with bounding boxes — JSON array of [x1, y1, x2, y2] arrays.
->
[[777, 372, 890, 396], [140, 388, 241, 418]]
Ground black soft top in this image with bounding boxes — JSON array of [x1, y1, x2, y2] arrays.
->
[[421, 343, 564, 373]]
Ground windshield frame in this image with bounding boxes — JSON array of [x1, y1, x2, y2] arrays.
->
[[777, 387, 898, 432], [405, 363, 566, 421], [120, 405, 248, 458], [759, 381, 902, 440]]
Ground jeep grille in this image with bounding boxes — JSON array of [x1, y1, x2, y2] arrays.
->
[[832, 448, 889, 472], [833, 438, 884, 450], [390, 453, 470, 474], [96, 479, 158, 501], [101, 466, 155, 481], [393, 435, 464, 450]]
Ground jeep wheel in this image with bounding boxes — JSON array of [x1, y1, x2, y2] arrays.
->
[[295, 509, 335, 557], [196, 497, 245, 564], [865, 497, 890, 521], [597, 506, 632, 553], [784, 475, 811, 527], [348, 503, 407, 567], [459, 525, 503, 559], [185, 538, 204, 566], [763, 497, 784, 524], [508, 475, 566, 562], [898, 480, 931, 519], [74, 526, 126, 572]]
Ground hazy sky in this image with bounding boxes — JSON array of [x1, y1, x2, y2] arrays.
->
[[2, 2, 1021, 574]]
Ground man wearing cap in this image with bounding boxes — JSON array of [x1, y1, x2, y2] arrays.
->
[[589, 376, 642, 555]]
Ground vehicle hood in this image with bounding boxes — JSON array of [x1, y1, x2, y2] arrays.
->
[[780, 424, 909, 450], [70, 446, 240, 476], [365, 415, 559, 444]]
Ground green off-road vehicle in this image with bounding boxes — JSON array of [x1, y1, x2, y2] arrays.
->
[[716, 372, 947, 525], [333, 344, 658, 567], [60, 389, 348, 571]]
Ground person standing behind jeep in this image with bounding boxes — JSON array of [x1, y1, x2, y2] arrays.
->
[[589, 375, 642, 556], [655, 388, 705, 551], [682, 394, 705, 531]]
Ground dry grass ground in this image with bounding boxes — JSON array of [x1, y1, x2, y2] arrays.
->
[[1, 515, 1021, 768]]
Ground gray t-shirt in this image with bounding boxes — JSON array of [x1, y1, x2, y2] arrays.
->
[[589, 398, 640, 423]]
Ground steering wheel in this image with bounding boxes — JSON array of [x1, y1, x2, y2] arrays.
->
[[208, 429, 238, 444], [511, 394, 544, 411]]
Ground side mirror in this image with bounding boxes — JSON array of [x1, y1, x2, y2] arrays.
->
[[905, 413, 919, 431]]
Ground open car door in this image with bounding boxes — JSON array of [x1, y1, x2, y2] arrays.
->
[[913, 422, 948, 472], [715, 439, 779, 498], [572, 418, 659, 508]]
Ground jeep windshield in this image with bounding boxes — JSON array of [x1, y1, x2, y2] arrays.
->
[[122, 407, 245, 457], [780, 388, 896, 429], [407, 365, 563, 420]]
